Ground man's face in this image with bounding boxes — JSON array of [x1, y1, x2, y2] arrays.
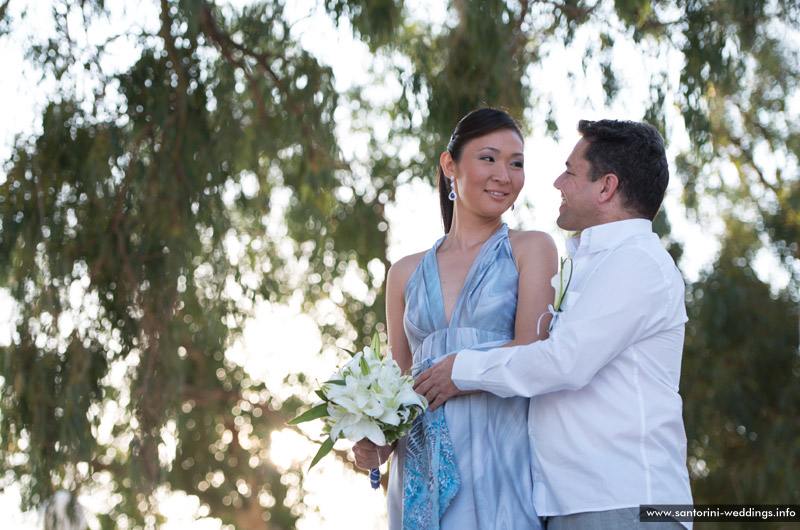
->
[[553, 138, 604, 232]]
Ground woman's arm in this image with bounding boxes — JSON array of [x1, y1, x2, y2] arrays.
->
[[352, 252, 422, 470], [385, 255, 419, 374], [508, 230, 558, 346]]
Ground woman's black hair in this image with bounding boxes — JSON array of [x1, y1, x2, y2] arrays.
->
[[438, 107, 523, 233]]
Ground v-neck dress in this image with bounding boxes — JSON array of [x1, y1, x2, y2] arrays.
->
[[386, 225, 542, 529]]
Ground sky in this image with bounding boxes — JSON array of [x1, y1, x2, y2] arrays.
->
[[0, 1, 731, 528]]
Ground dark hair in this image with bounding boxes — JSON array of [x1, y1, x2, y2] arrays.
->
[[438, 108, 523, 233], [577, 119, 668, 221]]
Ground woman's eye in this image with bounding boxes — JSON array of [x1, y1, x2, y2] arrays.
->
[[480, 155, 495, 162], [512, 161, 524, 168]]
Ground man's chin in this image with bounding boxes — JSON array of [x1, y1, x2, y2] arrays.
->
[[555, 215, 572, 231]]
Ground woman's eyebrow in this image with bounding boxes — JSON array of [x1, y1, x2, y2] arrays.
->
[[479, 146, 524, 157]]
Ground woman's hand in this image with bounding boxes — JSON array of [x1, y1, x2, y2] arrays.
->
[[352, 439, 395, 470]]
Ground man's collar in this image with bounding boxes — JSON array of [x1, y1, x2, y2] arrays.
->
[[566, 218, 653, 256]]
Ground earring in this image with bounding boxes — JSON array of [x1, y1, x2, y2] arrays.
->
[[511, 203, 515, 211], [448, 176, 457, 201]]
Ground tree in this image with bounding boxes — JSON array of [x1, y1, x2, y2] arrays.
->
[[683, 219, 800, 528], [0, 1, 392, 527], [1, 0, 799, 528]]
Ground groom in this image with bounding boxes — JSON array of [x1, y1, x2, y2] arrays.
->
[[415, 119, 693, 529]]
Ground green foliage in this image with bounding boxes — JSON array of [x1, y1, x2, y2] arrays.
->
[[675, 1, 800, 239], [684, 220, 800, 527], [324, 0, 403, 50], [0, 0, 388, 527]]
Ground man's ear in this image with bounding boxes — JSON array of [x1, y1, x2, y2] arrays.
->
[[440, 151, 455, 177], [597, 173, 620, 204]]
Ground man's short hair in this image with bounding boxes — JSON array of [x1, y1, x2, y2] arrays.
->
[[577, 119, 668, 221]]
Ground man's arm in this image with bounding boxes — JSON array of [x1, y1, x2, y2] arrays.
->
[[415, 246, 679, 407]]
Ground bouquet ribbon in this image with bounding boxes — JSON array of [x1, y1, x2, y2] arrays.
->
[[369, 467, 381, 489]]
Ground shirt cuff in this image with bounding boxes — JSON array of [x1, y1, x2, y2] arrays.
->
[[451, 349, 484, 391]]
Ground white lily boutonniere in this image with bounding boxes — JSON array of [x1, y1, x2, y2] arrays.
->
[[552, 256, 573, 312], [538, 256, 573, 334]]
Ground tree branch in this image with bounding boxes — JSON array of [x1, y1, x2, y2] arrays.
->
[[537, 0, 597, 22], [0, 1, 10, 24], [91, 122, 152, 285], [727, 134, 779, 197], [196, 8, 271, 129], [159, 0, 190, 192], [197, 2, 319, 166], [509, 0, 531, 56]]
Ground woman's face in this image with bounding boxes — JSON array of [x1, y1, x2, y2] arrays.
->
[[448, 129, 525, 219]]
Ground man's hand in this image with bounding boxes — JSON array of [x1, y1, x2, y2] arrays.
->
[[413, 353, 464, 411]]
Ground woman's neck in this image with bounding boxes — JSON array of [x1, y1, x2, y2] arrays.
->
[[442, 214, 504, 252]]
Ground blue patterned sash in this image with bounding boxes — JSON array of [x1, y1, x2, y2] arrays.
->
[[402, 359, 460, 529]]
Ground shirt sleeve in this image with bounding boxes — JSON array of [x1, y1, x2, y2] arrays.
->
[[451, 245, 679, 397]]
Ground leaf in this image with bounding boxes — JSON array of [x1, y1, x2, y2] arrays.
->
[[314, 389, 327, 400], [341, 347, 357, 358], [360, 355, 370, 375], [287, 403, 328, 425], [325, 379, 346, 386], [308, 436, 335, 470], [370, 331, 380, 357]]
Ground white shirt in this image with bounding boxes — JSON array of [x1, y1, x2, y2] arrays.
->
[[452, 219, 694, 522]]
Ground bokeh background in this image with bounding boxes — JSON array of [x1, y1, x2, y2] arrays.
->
[[0, 0, 798, 529]]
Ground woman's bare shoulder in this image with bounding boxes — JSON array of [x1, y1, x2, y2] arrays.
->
[[507, 229, 557, 258], [387, 250, 427, 286]]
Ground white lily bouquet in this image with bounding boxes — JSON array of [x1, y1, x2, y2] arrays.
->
[[289, 333, 427, 488]]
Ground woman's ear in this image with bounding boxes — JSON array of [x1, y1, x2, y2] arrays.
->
[[440, 151, 455, 177]]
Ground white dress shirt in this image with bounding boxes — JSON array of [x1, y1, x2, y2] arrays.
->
[[452, 219, 694, 523]]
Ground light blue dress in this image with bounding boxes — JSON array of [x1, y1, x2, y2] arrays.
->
[[387, 225, 541, 530]]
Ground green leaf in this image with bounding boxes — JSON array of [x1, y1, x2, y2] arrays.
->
[[314, 389, 327, 400], [341, 347, 357, 358], [370, 331, 380, 357], [325, 379, 346, 386], [287, 403, 328, 425], [360, 355, 370, 375], [308, 436, 335, 470]]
